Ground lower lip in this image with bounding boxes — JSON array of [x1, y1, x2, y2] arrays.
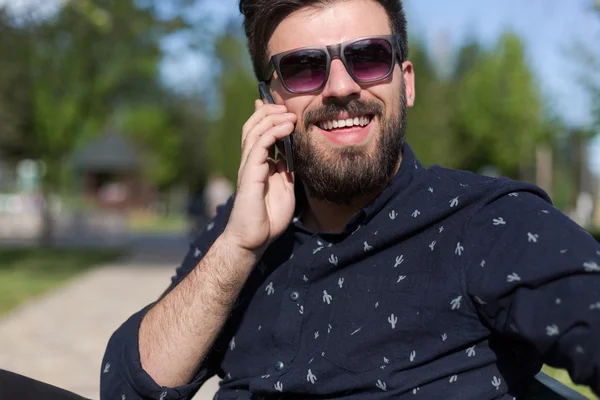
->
[[316, 120, 373, 146]]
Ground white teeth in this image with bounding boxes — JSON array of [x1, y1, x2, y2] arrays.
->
[[318, 116, 372, 131]]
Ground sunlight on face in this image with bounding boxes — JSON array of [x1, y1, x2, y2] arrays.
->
[[267, 0, 414, 204]]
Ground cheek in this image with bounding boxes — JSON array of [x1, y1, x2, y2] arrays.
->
[[285, 97, 316, 126], [383, 84, 404, 118], [369, 71, 403, 117]]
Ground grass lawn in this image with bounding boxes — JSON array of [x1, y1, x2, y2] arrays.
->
[[542, 365, 598, 399], [127, 213, 188, 234], [0, 247, 124, 316]]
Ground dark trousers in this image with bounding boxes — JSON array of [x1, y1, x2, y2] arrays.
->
[[0, 369, 90, 400]]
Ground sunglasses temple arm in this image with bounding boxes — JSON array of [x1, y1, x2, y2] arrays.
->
[[396, 37, 405, 63]]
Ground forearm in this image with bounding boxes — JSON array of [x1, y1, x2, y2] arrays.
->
[[139, 234, 259, 388]]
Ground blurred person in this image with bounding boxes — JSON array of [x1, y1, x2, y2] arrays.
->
[[186, 188, 208, 239], [203, 172, 234, 219], [100, 0, 600, 399]]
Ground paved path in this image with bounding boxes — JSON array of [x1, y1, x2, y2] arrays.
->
[[0, 236, 220, 399]]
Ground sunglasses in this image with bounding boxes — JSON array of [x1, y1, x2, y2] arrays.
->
[[262, 35, 404, 94]]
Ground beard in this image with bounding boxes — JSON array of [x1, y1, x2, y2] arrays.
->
[[291, 88, 407, 206]]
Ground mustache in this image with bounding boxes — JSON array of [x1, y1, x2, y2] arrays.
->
[[303, 100, 384, 127]]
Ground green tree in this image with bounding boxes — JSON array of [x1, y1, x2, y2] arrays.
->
[[0, 0, 192, 245], [451, 32, 551, 179], [0, 7, 33, 161], [119, 94, 211, 202], [453, 37, 484, 81], [405, 38, 454, 168], [209, 24, 257, 184], [584, 0, 600, 132]]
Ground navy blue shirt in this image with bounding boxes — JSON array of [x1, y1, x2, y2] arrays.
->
[[101, 144, 600, 399]]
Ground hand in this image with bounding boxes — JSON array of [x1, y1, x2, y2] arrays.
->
[[223, 99, 297, 255]]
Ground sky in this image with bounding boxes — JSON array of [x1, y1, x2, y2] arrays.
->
[[2, 0, 600, 172]]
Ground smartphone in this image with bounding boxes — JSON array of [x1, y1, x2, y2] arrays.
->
[[258, 82, 294, 173]]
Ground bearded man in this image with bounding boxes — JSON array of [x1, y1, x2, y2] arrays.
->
[[101, 1, 600, 398]]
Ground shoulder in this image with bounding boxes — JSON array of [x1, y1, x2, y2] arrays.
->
[[425, 165, 552, 210]]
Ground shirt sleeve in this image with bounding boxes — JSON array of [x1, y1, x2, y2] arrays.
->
[[462, 188, 600, 396], [100, 196, 234, 400]]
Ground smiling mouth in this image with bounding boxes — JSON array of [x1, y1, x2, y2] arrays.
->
[[316, 115, 373, 131]]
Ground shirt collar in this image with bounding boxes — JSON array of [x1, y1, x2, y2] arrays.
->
[[361, 141, 421, 222]]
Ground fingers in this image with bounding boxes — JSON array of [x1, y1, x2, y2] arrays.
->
[[242, 103, 287, 146], [239, 122, 294, 181], [240, 106, 296, 169], [275, 158, 294, 185], [241, 113, 296, 167]]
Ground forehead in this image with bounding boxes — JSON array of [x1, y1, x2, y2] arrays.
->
[[268, 0, 392, 57]]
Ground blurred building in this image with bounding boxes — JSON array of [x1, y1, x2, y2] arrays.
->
[[72, 132, 153, 211]]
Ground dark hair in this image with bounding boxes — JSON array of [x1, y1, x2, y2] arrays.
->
[[239, 0, 408, 81]]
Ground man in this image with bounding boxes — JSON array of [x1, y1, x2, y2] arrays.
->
[[100, 0, 600, 398]]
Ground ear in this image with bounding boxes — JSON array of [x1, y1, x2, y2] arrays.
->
[[401, 61, 415, 107]]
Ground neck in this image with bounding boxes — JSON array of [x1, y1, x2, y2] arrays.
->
[[300, 156, 403, 233], [302, 194, 375, 233]]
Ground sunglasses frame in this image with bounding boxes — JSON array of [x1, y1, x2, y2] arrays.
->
[[262, 34, 404, 94]]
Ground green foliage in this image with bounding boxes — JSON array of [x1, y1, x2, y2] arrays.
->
[[405, 38, 455, 168], [0, 0, 190, 183], [408, 31, 557, 181], [121, 104, 182, 190], [119, 94, 211, 192], [586, 4, 600, 134], [208, 26, 257, 183], [452, 33, 549, 177], [0, 7, 34, 161], [0, 0, 204, 243]]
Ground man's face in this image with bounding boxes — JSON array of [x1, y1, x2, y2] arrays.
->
[[267, 0, 415, 205]]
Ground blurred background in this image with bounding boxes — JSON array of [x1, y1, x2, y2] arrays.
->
[[0, 0, 599, 399]]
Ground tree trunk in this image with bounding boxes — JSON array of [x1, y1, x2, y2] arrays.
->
[[38, 184, 55, 247], [535, 144, 553, 198]]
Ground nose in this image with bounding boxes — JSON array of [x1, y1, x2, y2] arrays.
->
[[321, 58, 361, 103]]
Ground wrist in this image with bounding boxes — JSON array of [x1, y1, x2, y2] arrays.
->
[[205, 233, 263, 284], [218, 229, 266, 263]]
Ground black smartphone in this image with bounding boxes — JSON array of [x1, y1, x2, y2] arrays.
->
[[258, 82, 294, 173]]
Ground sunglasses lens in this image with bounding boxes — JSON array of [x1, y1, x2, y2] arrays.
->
[[344, 39, 394, 81], [279, 49, 328, 92]]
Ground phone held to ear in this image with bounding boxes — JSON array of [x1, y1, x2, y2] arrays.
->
[[258, 82, 295, 173]]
